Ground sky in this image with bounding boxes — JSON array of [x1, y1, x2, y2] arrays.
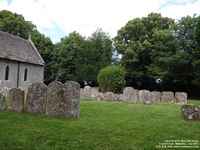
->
[[0, 0, 200, 43]]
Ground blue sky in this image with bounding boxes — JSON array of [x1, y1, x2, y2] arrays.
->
[[0, 0, 200, 43]]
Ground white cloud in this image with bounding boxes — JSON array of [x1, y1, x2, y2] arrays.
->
[[0, 0, 200, 42]]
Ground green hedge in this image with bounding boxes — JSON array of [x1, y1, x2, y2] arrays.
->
[[97, 66, 126, 93]]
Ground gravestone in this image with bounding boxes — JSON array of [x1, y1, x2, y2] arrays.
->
[[104, 92, 114, 101], [96, 93, 105, 101], [81, 86, 91, 100], [46, 81, 66, 116], [151, 91, 161, 102], [8, 88, 24, 112], [0, 93, 6, 111], [46, 81, 80, 118], [123, 87, 138, 104], [139, 90, 153, 105], [175, 92, 187, 104], [25, 82, 47, 114], [113, 94, 122, 102], [181, 104, 200, 120], [161, 91, 174, 103], [64, 81, 80, 118]]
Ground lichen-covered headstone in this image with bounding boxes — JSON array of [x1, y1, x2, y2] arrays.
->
[[104, 92, 114, 101], [25, 82, 47, 114], [46, 81, 66, 116], [0, 93, 6, 111], [139, 90, 153, 105], [181, 104, 200, 120], [123, 87, 138, 104], [151, 91, 161, 102], [161, 91, 174, 103], [175, 92, 187, 104], [8, 88, 24, 112], [46, 81, 80, 118], [64, 81, 80, 118]]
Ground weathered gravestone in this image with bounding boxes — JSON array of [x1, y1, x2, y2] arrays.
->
[[161, 91, 174, 103], [81, 86, 91, 100], [104, 92, 114, 101], [64, 81, 80, 118], [113, 94, 123, 102], [139, 90, 153, 105], [46, 81, 80, 118], [151, 91, 161, 102], [25, 82, 47, 114], [8, 88, 24, 112], [175, 92, 187, 104], [0, 93, 6, 111], [96, 93, 105, 101], [123, 87, 138, 104], [181, 104, 200, 120]]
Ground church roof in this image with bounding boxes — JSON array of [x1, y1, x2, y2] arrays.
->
[[0, 31, 44, 66]]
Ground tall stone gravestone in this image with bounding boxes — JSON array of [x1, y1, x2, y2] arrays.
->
[[175, 92, 187, 104], [46, 81, 80, 118], [161, 91, 174, 103], [46, 81, 67, 116], [123, 87, 138, 104], [26, 82, 47, 114], [0, 93, 6, 111], [139, 90, 153, 105], [64, 81, 80, 118], [8, 88, 24, 112]]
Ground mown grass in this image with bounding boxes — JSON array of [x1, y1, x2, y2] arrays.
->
[[0, 99, 200, 150]]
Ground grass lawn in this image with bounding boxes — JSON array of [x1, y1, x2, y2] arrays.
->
[[0, 99, 200, 150]]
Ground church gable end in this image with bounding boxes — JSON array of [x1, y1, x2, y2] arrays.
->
[[0, 31, 44, 92]]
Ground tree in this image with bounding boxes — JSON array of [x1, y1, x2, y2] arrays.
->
[[97, 66, 126, 93], [51, 31, 87, 83], [193, 16, 200, 86], [52, 29, 113, 86], [0, 10, 36, 39], [113, 13, 174, 89]]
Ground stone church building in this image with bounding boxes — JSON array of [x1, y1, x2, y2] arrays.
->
[[0, 31, 44, 92]]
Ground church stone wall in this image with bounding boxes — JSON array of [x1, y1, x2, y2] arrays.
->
[[0, 59, 44, 92]]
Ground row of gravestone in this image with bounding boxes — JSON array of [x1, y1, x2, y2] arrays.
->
[[81, 86, 187, 105], [0, 81, 80, 118]]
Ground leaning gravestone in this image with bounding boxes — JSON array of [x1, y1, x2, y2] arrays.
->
[[151, 91, 161, 102], [25, 82, 47, 114], [64, 81, 80, 118], [123, 87, 138, 104], [161, 91, 174, 103], [0, 93, 6, 111], [181, 104, 200, 120], [8, 88, 24, 112], [139, 90, 153, 105], [175, 92, 187, 104]]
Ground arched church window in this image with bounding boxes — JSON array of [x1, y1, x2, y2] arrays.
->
[[24, 68, 28, 81], [5, 66, 9, 80]]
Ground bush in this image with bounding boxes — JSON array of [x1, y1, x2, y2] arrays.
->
[[97, 66, 126, 93]]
